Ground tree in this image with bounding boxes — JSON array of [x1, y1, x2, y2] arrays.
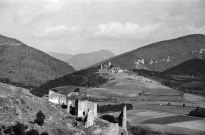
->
[[34, 111, 45, 126]]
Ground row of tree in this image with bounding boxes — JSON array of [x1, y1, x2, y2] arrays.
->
[[97, 103, 133, 113]]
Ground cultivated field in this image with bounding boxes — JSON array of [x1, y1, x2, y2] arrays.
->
[[93, 71, 205, 135]]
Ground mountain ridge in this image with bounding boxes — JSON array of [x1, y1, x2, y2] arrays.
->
[[46, 51, 73, 62], [93, 34, 205, 71], [67, 50, 115, 70], [0, 34, 75, 87]]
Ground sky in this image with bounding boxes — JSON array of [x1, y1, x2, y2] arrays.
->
[[0, 0, 205, 55]]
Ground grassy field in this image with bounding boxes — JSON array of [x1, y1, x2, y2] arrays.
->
[[88, 71, 181, 102], [167, 120, 205, 131], [141, 115, 201, 124], [146, 124, 205, 135], [91, 71, 205, 135]]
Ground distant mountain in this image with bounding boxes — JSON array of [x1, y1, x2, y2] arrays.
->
[[46, 51, 73, 62], [67, 50, 115, 70], [94, 34, 205, 71], [0, 34, 75, 87]]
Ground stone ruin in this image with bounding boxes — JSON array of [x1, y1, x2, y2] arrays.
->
[[75, 99, 97, 117], [118, 105, 128, 134], [48, 90, 67, 105], [47, 90, 128, 132]]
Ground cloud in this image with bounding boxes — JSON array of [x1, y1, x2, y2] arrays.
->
[[186, 25, 205, 34], [92, 22, 160, 39], [34, 25, 83, 38], [4, 0, 64, 24]]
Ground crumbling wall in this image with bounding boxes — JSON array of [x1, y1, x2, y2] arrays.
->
[[118, 105, 127, 134], [122, 105, 127, 130], [48, 90, 66, 105], [67, 100, 73, 114], [85, 109, 95, 128], [75, 100, 97, 118]]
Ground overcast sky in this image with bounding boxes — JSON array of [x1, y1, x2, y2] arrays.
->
[[0, 0, 205, 55]]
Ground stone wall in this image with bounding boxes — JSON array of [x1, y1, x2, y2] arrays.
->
[[75, 100, 97, 128], [118, 105, 128, 135], [85, 109, 95, 128], [75, 100, 97, 118], [48, 90, 67, 105]]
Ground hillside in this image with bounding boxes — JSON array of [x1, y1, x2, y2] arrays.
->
[[0, 34, 75, 87], [162, 59, 205, 75], [133, 59, 205, 96], [94, 34, 205, 72], [0, 82, 120, 135], [67, 50, 115, 70], [46, 51, 73, 62], [31, 66, 108, 97]]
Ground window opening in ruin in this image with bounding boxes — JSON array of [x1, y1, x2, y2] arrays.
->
[[83, 111, 85, 116]]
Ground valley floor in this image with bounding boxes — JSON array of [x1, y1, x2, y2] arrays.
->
[[88, 70, 205, 135]]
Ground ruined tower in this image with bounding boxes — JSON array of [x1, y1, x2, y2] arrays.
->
[[75, 99, 97, 118], [67, 100, 72, 114], [108, 61, 111, 67], [122, 105, 127, 130], [85, 109, 95, 128], [119, 105, 128, 135]]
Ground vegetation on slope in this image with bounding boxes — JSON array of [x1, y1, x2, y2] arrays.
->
[[132, 59, 205, 97], [0, 34, 75, 86], [94, 34, 205, 71], [31, 66, 108, 97]]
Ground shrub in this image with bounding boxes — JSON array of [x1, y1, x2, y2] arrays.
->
[[34, 110, 46, 126], [129, 126, 151, 135], [26, 129, 39, 135], [12, 122, 28, 135], [101, 115, 118, 123], [41, 132, 49, 135], [189, 107, 205, 118]]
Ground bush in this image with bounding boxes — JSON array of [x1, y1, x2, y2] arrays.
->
[[101, 115, 118, 123], [1, 122, 41, 135], [189, 107, 205, 118], [129, 126, 151, 135], [34, 111, 46, 126], [26, 129, 39, 135], [12, 122, 28, 135], [41, 132, 49, 135]]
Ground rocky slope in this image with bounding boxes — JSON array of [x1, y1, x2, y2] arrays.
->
[[0, 82, 121, 135], [67, 50, 115, 70], [0, 34, 75, 87], [95, 34, 205, 71]]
